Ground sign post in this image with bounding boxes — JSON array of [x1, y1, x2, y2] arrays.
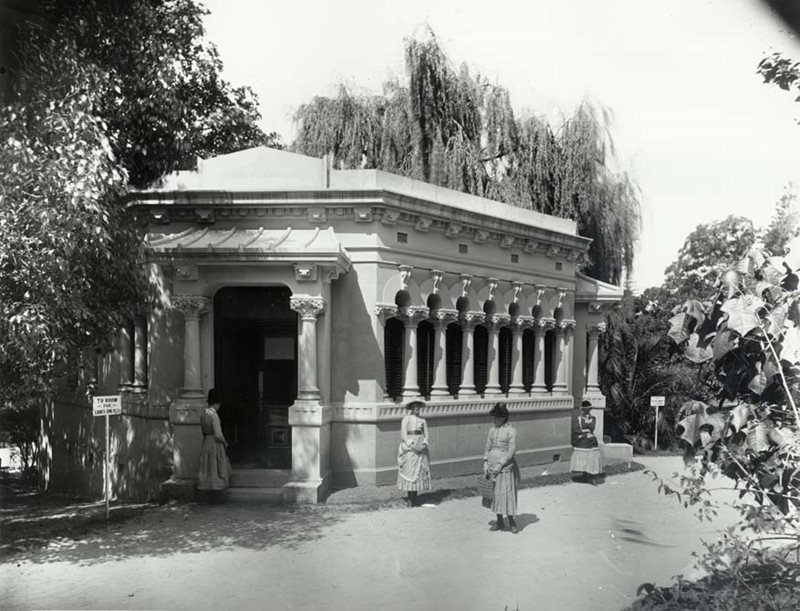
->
[[650, 395, 665, 450], [93, 395, 122, 521]]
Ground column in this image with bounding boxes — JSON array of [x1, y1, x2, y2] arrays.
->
[[118, 318, 134, 392], [553, 322, 569, 392], [172, 295, 211, 399], [163, 294, 212, 500], [532, 320, 549, 393], [508, 319, 526, 394], [430, 311, 451, 397], [132, 309, 148, 393], [459, 313, 478, 396], [399, 308, 426, 399], [286, 295, 330, 504], [586, 322, 606, 393], [485, 316, 502, 395], [290, 295, 326, 402]]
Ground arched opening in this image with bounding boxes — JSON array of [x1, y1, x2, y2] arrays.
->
[[417, 319, 435, 397], [544, 329, 555, 391], [499, 326, 512, 393], [446, 322, 463, 396], [384, 318, 405, 400], [214, 286, 296, 469], [474, 324, 488, 395], [522, 328, 535, 391]]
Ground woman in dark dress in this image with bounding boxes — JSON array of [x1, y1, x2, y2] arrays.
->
[[570, 400, 604, 484], [483, 402, 521, 533]]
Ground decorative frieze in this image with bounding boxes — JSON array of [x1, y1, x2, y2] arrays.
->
[[354, 207, 374, 222], [445, 222, 462, 238], [307, 207, 327, 224], [415, 216, 433, 232]]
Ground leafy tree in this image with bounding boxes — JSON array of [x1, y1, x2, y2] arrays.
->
[[762, 184, 799, 256], [635, 246, 800, 608], [1, 0, 278, 409], [293, 32, 640, 285], [663, 215, 757, 300], [600, 292, 712, 450], [39, 0, 280, 188]]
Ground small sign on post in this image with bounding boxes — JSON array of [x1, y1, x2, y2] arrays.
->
[[93, 395, 121, 521], [650, 395, 665, 450]]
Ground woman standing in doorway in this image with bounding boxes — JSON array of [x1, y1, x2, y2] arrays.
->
[[397, 399, 431, 507], [484, 402, 520, 533], [197, 388, 231, 497]]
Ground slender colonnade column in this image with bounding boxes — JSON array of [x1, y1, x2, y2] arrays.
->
[[290, 295, 326, 402]]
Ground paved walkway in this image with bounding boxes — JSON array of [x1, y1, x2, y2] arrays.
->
[[1, 456, 742, 611]]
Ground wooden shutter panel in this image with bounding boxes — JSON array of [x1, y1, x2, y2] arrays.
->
[[384, 318, 404, 399], [474, 325, 488, 395]]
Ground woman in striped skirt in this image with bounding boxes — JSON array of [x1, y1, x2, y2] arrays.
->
[[397, 400, 431, 507], [483, 402, 520, 533]]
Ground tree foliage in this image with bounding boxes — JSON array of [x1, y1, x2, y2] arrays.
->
[[39, 0, 280, 188], [600, 292, 712, 450], [663, 216, 757, 300], [652, 244, 800, 601], [293, 31, 640, 285], [1, 0, 276, 407], [762, 184, 799, 256]]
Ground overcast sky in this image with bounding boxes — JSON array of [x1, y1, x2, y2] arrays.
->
[[202, 0, 800, 289]]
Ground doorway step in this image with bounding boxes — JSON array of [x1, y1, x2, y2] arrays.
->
[[225, 468, 291, 504]]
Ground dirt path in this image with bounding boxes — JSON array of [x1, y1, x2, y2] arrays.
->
[[0, 457, 742, 611]]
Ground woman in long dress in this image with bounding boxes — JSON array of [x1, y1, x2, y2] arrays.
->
[[397, 399, 431, 507], [197, 388, 231, 494], [570, 400, 604, 484], [483, 402, 520, 533]]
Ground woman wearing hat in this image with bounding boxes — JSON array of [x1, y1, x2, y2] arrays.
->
[[570, 400, 603, 484], [483, 402, 521, 533], [397, 399, 431, 507]]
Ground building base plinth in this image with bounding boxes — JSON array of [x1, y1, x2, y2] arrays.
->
[[601, 442, 633, 464], [282, 477, 330, 504]]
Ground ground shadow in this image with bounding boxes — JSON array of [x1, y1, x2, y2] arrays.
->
[[1, 475, 351, 566]]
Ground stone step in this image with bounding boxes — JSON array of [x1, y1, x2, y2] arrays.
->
[[224, 487, 284, 505], [230, 468, 291, 488]]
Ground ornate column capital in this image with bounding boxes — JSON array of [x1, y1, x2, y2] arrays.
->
[[509, 315, 532, 333], [171, 295, 212, 319], [290, 295, 326, 320], [533, 317, 555, 334], [398, 306, 429, 325], [459, 311, 484, 329], [558, 319, 577, 330], [431, 308, 458, 327], [374, 303, 398, 324], [587, 322, 608, 335], [485, 313, 510, 331]]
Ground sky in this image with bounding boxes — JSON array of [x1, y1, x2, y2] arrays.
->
[[202, 0, 800, 289]]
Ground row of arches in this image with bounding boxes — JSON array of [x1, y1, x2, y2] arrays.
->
[[383, 317, 565, 401]]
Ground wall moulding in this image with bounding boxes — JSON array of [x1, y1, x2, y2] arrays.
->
[[333, 396, 575, 422]]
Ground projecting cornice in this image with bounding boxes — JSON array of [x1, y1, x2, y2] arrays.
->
[[128, 190, 590, 264]]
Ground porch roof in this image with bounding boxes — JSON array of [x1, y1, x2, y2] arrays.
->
[[147, 225, 350, 263]]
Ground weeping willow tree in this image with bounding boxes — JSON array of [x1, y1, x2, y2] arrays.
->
[[292, 31, 640, 285]]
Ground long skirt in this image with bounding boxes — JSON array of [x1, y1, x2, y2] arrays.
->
[[570, 447, 603, 476], [490, 463, 520, 515], [397, 442, 431, 492], [197, 436, 231, 491]]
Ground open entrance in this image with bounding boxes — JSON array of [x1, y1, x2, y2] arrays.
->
[[214, 286, 297, 469]]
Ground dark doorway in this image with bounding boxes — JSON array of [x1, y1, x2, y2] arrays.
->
[[214, 286, 297, 469]]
